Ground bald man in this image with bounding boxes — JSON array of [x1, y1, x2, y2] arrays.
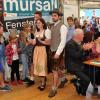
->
[[65, 29, 93, 97]]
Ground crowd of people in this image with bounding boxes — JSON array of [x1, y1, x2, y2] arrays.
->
[[0, 9, 100, 98]]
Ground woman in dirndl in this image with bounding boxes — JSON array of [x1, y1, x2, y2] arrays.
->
[[33, 18, 51, 91]]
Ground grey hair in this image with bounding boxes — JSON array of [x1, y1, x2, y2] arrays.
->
[[73, 28, 84, 37]]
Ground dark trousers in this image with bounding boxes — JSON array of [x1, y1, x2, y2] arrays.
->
[[96, 69, 100, 85], [84, 65, 100, 85], [68, 69, 90, 92], [89, 68, 100, 85], [11, 60, 20, 81]]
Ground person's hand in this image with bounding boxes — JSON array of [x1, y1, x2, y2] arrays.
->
[[83, 42, 93, 50], [88, 42, 94, 49], [83, 43, 89, 50], [28, 39, 32, 44], [37, 38, 44, 44], [32, 39, 36, 45], [25, 42, 29, 46], [54, 54, 60, 59], [37, 38, 42, 42], [18, 48, 21, 52]]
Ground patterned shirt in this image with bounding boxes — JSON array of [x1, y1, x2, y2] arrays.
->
[[5, 43, 18, 65]]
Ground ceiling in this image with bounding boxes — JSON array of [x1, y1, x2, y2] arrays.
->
[[80, 0, 100, 8]]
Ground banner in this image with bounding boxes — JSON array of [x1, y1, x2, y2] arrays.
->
[[3, 0, 59, 31], [5, 17, 34, 30]]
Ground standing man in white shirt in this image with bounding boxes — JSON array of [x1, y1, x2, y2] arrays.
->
[[48, 9, 68, 97]]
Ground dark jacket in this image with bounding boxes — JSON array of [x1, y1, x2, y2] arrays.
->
[[65, 39, 85, 72]]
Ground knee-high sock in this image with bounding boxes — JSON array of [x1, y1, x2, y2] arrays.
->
[[98, 86, 100, 94]]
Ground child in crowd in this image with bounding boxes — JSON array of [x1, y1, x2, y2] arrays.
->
[[5, 32, 23, 86], [19, 24, 31, 81]]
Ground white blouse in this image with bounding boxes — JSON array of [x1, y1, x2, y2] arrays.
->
[[35, 29, 51, 39]]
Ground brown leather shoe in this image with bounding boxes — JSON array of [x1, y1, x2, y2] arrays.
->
[[48, 90, 57, 98]]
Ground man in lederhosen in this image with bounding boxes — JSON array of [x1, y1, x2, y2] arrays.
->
[[48, 9, 68, 97]]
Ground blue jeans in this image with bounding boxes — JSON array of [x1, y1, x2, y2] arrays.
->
[[21, 54, 29, 80], [0, 61, 3, 72], [0, 57, 5, 72]]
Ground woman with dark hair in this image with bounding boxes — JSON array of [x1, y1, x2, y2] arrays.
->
[[74, 18, 82, 29], [33, 18, 51, 91], [92, 17, 100, 39], [36, 18, 47, 31]]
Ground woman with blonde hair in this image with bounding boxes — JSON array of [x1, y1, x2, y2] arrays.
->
[[19, 23, 36, 86], [19, 29, 29, 81]]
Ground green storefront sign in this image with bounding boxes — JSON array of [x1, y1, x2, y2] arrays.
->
[[4, 0, 59, 16], [3, 0, 62, 31]]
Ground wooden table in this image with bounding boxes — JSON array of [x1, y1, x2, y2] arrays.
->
[[83, 58, 100, 85], [84, 58, 100, 67]]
